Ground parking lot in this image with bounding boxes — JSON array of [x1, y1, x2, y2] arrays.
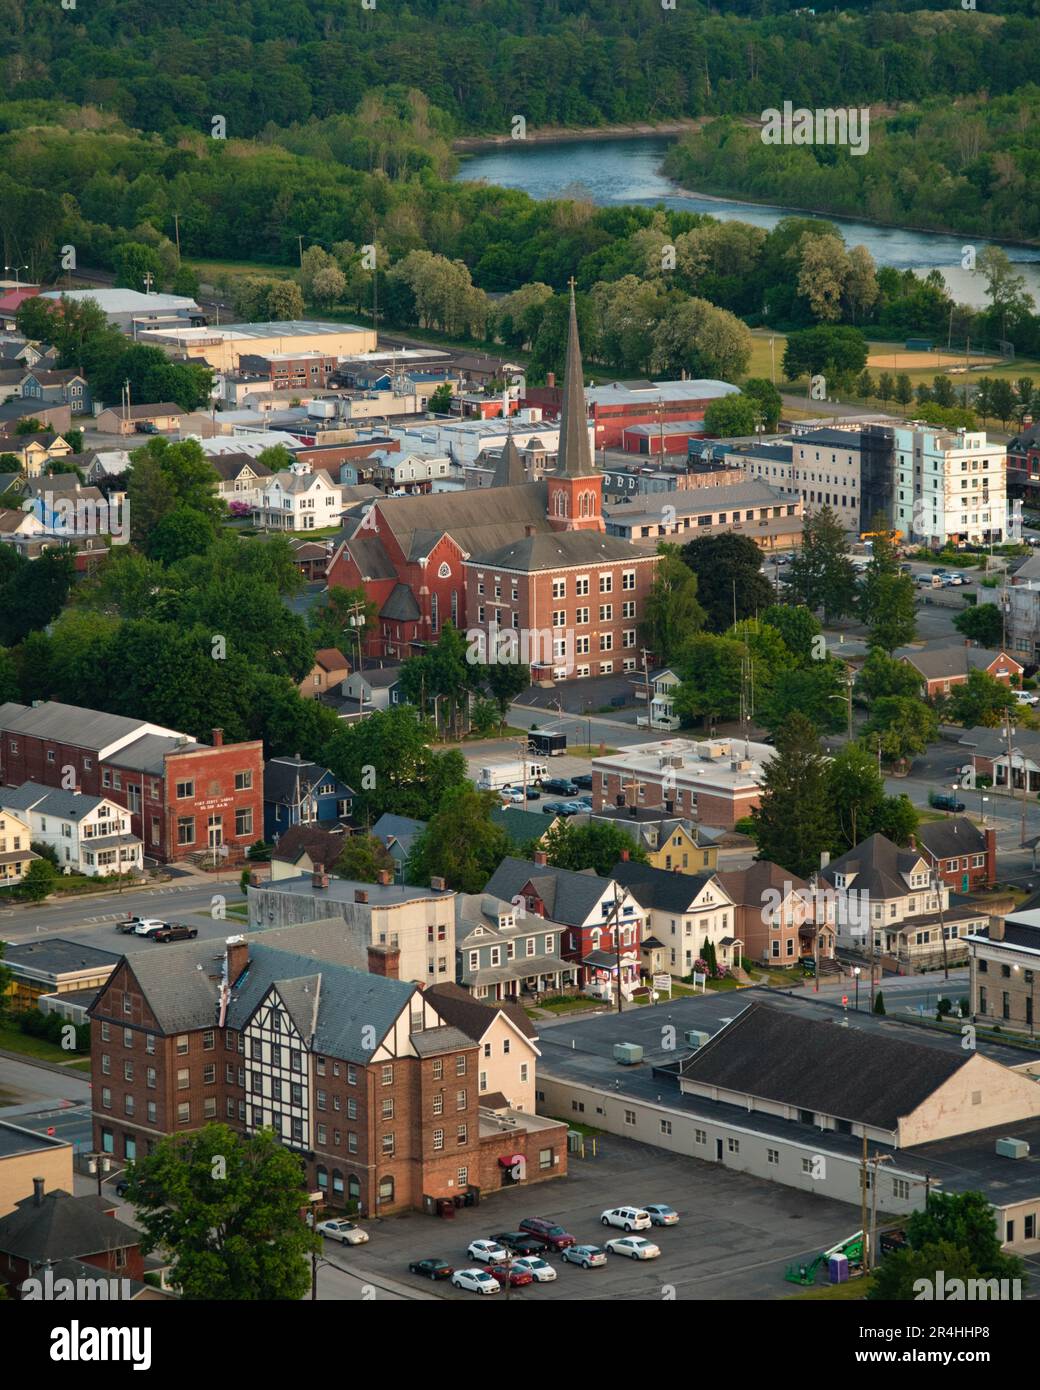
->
[[334, 1134, 865, 1301]]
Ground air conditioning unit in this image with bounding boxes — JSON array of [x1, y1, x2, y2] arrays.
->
[[684, 1029, 710, 1049], [613, 1042, 643, 1065], [996, 1137, 1030, 1160]]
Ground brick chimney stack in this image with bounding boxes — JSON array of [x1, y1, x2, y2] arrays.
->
[[533, 850, 548, 866], [312, 865, 329, 890], [355, 888, 369, 904], [368, 944, 400, 979], [377, 869, 392, 886], [985, 826, 997, 886], [225, 935, 249, 983], [620, 849, 630, 861], [212, 728, 224, 747], [989, 916, 1005, 942]]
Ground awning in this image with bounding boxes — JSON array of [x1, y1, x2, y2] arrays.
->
[[498, 1154, 524, 1168]]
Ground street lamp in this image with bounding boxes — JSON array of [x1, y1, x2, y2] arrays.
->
[[86, 1153, 114, 1196], [853, 965, 862, 1012], [980, 794, 989, 828], [4, 264, 28, 290]]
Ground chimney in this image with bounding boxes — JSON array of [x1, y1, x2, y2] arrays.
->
[[33, 1177, 44, 1207], [985, 827, 997, 887], [989, 916, 1005, 942], [524, 524, 536, 537], [620, 849, 630, 861], [533, 850, 548, 866], [430, 875, 446, 892], [354, 888, 369, 904], [368, 943, 400, 979], [248, 869, 262, 889], [312, 865, 329, 890], [546, 371, 555, 389], [820, 851, 831, 869], [225, 935, 249, 983], [908, 834, 916, 850], [212, 727, 224, 747], [377, 869, 392, 886]]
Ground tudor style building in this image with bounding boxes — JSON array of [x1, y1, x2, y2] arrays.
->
[[325, 284, 660, 676], [88, 926, 567, 1214]]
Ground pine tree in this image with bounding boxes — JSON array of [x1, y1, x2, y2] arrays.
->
[[873, 990, 886, 1015], [750, 712, 837, 879]]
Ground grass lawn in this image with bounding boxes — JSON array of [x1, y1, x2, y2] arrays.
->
[[531, 996, 605, 1016], [549, 1117, 603, 1138], [188, 257, 296, 287], [0, 1023, 89, 1066], [225, 903, 248, 920], [788, 1276, 872, 1300], [564, 743, 618, 758]]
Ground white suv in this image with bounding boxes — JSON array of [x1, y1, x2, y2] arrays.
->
[[600, 1206, 652, 1232], [131, 919, 169, 937]]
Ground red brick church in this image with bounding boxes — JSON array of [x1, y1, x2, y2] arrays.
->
[[325, 286, 658, 678]]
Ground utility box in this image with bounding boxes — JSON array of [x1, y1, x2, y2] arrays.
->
[[684, 1029, 711, 1049], [996, 1137, 1030, 1160], [613, 1043, 644, 1065]]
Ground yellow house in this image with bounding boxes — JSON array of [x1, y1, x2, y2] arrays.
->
[[0, 808, 38, 885], [647, 822, 718, 876]]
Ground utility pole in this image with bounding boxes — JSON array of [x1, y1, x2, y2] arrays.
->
[[931, 867, 950, 982], [142, 271, 154, 295], [860, 1134, 869, 1272], [297, 235, 305, 269], [173, 212, 181, 258]]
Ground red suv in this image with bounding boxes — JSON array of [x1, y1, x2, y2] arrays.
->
[[518, 1217, 575, 1251]]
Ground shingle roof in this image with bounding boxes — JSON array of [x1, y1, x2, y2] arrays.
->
[[339, 534, 397, 581], [483, 856, 609, 926], [819, 833, 928, 900], [894, 639, 1020, 682], [609, 860, 718, 913], [916, 817, 987, 861], [0, 780, 106, 822], [473, 530, 643, 571], [715, 859, 811, 907], [369, 481, 553, 562], [269, 823, 347, 867], [425, 980, 537, 1041], [677, 1001, 968, 1130], [371, 813, 426, 852], [490, 806, 555, 845], [264, 756, 351, 806], [380, 582, 421, 622], [0, 1190, 140, 1264], [313, 648, 349, 672], [410, 1025, 477, 1057]]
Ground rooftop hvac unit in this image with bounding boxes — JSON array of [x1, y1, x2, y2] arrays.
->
[[613, 1042, 644, 1066], [684, 1029, 710, 1049], [996, 1137, 1030, 1160]]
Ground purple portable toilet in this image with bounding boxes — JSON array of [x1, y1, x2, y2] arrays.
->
[[829, 1252, 849, 1283]]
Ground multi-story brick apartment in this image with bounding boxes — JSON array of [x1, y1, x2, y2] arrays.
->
[[326, 286, 660, 676], [88, 925, 567, 1214], [247, 869, 456, 987], [714, 860, 835, 968], [0, 702, 263, 864], [916, 818, 997, 895], [593, 736, 775, 830]]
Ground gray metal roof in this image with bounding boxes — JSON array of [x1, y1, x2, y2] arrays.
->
[[111, 732, 201, 772], [410, 1025, 476, 1057], [472, 530, 644, 571], [0, 701, 175, 753], [484, 856, 613, 927], [0, 781, 106, 821]]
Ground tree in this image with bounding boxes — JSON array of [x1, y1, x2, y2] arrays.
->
[[946, 669, 1016, 728], [680, 533, 773, 632], [877, 371, 895, 406], [536, 821, 648, 876], [868, 1240, 987, 1302], [856, 369, 875, 400], [311, 266, 346, 308], [126, 1123, 319, 1300], [863, 696, 938, 767], [257, 444, 293, 474], [760, 662, 847, 737], [894, 373, 913, 413], [954, 604, 1004, 648], [428, 383, 453, 414], [14, 417, 47, 436], [673, 633, 745, 726], [990, 378, 1016, 429], [1015, 377, 1035, 426], [761, 604, 822, 665], [869, 1190, 1026, 1301], [266, 280, 306, 320], [703, 393, 758, 439], [741, 378, 783, 431], [0, 548, 76, 646], [750, 713, 836, 879], [641, 547, 705, 663], [786, 508, 858, 622], [860, 570, 916, 652], [826, 743, 918, 851], [404, 785, 510, 893], [147, 505, 217, 565], [114, 241, 165, 292], [873, 989, 885, 1015], [126, 436, 222, 546], [333, 833, 395, 882], [19, 858, 58, 902], [857, 648, 923, 702]]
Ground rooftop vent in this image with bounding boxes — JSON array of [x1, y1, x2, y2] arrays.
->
[[996, 1137, 1030, 1160]]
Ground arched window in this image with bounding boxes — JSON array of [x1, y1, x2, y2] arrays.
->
[[553, 488, 567, 517], [316, 1164, 328, 1190], [378, 1175, 395, 1205], [347, 1174, 361, 1203], [332, 1169, 344, 1196]]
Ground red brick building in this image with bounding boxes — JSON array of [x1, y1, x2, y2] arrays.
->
[[0, 701, 263, 864], [88, 927, 567, 1215], [915, 820, 998, 894], [326, 285, 660, 674]]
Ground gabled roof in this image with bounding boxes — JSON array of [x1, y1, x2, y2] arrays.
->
[[915, 817, 988, 861], [425, 980, 537, 1042], [677, 1002, 969, 1132], [819, 832, 927, 899], [340, 534, 397, 581], [490, 806, 556, 845], [609, 860, 721, 914], [264, 756, 352, 805], [208, 452, 273, 482], [313, 648, 349, 672], [371, 813, 426, 853], [270, 823, 346, 867], [380, 582, 421, 622], [483, 856, 612, 926], [473, 530, 640, 571], [365, 481, 552, 563], [0, 780, 108, 822], [894, 639, 1021, 682], [716, 859, 810, 908]]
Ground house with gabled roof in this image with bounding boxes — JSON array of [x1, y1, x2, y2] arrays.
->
[[484, 854, 644, 996], [819, 832, 989, 970], [425, 980, 541, 1111], [610, 858, 739, 978], [453, 890, 575, 1004], [894, 638, 1022, 698], [298, 646, 350, 700], [371, 812, 426, 882], [0, 781, 142, 877], [262, 754, 354, 841]]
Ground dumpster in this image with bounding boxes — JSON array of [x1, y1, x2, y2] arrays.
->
[[437, 1198, 455, 1219]]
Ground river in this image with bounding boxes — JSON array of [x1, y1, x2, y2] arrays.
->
[[456, 137, 1040, 312]]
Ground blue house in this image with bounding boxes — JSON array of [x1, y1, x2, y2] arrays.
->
[[263, 756, 355, 842]]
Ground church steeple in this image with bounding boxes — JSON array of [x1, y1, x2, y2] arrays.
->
[[492, 418, 526, 488], [546, 279, 603, 531], [556, 279, 597, 478]]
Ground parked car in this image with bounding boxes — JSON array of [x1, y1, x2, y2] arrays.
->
[[601, 1206, 652, 1232], [408, 1258, 454, 1280], [561, 1244, 607, 1268], [518, 1217, 576, 1251], [644, 1204, 679, 1227], [131, 919, 169, 937], [524, 787, 541, 800], [317, 1219, 369, 1245], [483, 1261, 534, 1288], [542, 801, 572, 816], [153, 925, 198, 943], [541, 777, 579, 797], [114, 1178, 132, 1198], [572, 774, 594, 790], [451, 1268, 500, 1295], [1015, 690, 1040, 706], [512, 1255, 557, 1282], [500, 789, 525, 804], [605, 1236, 661, 1260], [928, 791, 965, 813], [491, 1232, 545, 1256], [558, 801, 587, 815], [467, 1239, 509, 1263]]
